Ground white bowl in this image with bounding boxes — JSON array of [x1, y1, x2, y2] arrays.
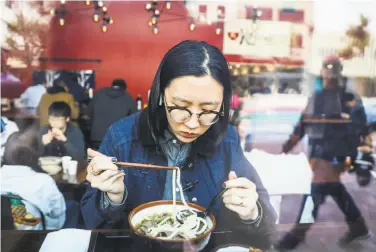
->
[[41, 164, 62, 175], [39, 156, 62, 166], [129, 200, 216, 251]]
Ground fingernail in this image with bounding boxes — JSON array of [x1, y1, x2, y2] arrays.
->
[[222, 182, 226, 188], [111, 157, 117, 162]]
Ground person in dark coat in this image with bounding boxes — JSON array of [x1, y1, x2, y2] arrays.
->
[[88, 79, 137, 149], [276, 56, 370, 250]]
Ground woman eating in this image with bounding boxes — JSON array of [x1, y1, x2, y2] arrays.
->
[[81, 41, 276, 246]]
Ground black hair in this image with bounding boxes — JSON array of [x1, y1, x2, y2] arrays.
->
[[369, 121, 376, 133], [147, 40, 231, 143], [2, 130, 45, 173], [344, 92, 355, 102], [112, 79, 127, 90], [48, 101, 71, 118], [47, 79, 67, 94]]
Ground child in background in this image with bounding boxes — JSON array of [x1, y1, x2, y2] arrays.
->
[[40, 102, 85, 162]]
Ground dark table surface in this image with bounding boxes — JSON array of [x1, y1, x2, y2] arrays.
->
[[1, 229, 270, 252], [51, 160, 88, 185], [2, 108, 39, 119]]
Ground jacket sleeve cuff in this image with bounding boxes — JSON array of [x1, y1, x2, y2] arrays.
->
[[240, 201, 263, 227], [100, 187, 128, 211]]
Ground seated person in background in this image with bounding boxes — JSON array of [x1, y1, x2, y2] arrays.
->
[[88, 78, 137, 149], [1, 131, 66, 230], [40, 101, 85, 162], [1, 117, 19, 161], [38, 79, 79, 127], [20, 82, 46, 108]]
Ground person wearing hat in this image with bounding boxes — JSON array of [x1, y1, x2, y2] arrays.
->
[[276, 56, 371, 250]]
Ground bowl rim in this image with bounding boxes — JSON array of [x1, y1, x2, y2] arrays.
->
[[38, 156, 62, 163], [211, 243, 260, 252], [128, 200, 216, 243]]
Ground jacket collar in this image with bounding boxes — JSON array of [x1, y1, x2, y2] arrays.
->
[[137, 109, 217, 157]]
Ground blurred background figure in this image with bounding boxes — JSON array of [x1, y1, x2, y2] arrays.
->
[[38, 79, 79, 127], [277, 56, 370, 250], [88, 78, 136, 149], [1, 117, 19, 161], [20, 82, 46, 109], [39, 102, 85, 162], [1, 130, 66, 230], [235, 117, 253, 152], [355, 121, 376, 187], [278, 82, 289, 94], [230, 81, 244, 125]]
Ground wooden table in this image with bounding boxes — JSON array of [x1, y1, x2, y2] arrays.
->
[[51, 161, 88, 202], [2, 108, 39, 119], [51, 165, 87, 185], [2, 108, 39, 131]]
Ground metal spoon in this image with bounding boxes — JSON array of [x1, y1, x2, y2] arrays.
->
[[177, 188, 229, 224]]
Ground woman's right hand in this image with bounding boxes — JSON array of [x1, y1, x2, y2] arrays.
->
[[86, 148, 126, 204]]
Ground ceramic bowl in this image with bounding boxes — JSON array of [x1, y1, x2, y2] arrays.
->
[[129, 200, 216, 251], [39, 156, 62, 175]]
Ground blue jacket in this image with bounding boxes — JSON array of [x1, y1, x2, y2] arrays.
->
[[81, 110, 276, 239]]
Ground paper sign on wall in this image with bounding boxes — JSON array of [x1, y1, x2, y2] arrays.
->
[[223, 20, 292, 58]]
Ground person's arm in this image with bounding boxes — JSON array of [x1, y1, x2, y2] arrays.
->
[[350, 106, 367, 136], [20, 88, 29, 102], [225, 131, 277, 239], [127, 94, 137, 115], [64, 126, 86, 162], [39, 126, 50, 153], [231, 139, 276, 234], [40, 175, 66, 229], [283, 117, 305, 153], [80, 125, 127, 229]]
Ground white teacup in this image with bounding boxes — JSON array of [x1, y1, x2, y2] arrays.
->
[[61, 156, 72, 173], [68, 160, 78, 175]]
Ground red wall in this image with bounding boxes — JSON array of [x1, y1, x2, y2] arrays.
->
[[42, 1, 222, 102]]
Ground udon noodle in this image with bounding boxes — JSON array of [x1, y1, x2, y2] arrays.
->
[[135, 167, 209, 240]]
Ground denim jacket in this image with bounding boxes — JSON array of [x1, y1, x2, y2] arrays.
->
[[81, 110, 276, 239]]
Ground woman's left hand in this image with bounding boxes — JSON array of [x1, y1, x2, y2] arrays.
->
[[222, 171, 259, 221]]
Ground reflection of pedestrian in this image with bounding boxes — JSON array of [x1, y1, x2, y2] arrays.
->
[[278, 82, 288, 94], [235, 118, 253, 152], [277, 56, 370, 250]]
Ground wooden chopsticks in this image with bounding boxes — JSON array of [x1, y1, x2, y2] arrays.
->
[[87, 157, 178, 170]]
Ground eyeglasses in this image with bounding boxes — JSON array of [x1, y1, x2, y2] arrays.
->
[[164, 99, 224, 126]]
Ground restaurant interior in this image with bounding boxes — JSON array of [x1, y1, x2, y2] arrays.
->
[[1, 0, 376, 252]]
